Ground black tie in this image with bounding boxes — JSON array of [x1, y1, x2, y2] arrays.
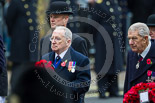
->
[[55, 56, 61, 63], [138, 55, 143, 62], [136, 55, 143, 69], [54, 56, 61, 70]]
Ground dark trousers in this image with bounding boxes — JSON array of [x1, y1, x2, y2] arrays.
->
[[98, 74, 119, 96]]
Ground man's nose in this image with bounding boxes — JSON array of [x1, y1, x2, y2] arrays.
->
[[129, 39, 133, 45], [50, 17, 55, 22], [150, 31, 153, 35], [51, 38, 55, 43]]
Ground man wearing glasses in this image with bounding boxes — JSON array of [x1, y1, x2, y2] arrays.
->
[[42, 26, 91, 103]]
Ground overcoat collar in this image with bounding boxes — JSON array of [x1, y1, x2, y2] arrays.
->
[[130, 42, 155, 82], [49, 47, 73, 73]]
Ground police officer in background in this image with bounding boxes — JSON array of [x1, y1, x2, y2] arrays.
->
[[147, 14, 155, 41], [6, 0, 38, 91]]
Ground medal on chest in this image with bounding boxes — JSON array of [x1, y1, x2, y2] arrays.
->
[[68, 61, 76, 73]]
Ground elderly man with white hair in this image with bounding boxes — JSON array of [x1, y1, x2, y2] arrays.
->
[[124, 22, 155, 94], [42, 26, 91, 103]]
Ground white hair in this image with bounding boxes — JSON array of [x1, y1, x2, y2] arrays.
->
[[55, 26, 72, 41], [128, 22, 151, 40]]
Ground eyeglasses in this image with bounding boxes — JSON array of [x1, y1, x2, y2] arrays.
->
[[128, 37, 137, 41], [49, 37, 61, 42]]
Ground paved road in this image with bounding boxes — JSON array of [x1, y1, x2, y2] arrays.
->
[[83, 70, 125, 103], [85, 97, 123, 103]]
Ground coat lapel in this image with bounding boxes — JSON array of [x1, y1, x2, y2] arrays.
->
[[48, 52, 55, 62], [131, 42, 155, 82], [130, 53, 139, 81]]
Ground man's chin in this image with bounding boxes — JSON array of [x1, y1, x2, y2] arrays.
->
[[131, 49, 138, 53], [151, 36, 155, 39], [52, 49, 56, 51], [52, 48, 58, 51], [51, 26, 56, 29]]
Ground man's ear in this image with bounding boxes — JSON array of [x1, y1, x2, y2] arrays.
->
[[143, 35, 148, 43], [65, 16, 69, 21], [66, 39, 71, 46], [63, 15, 69, 24]]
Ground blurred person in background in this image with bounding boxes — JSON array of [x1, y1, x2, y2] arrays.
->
[[0, 34, 8, 103], [147, 14, 155, 41], [88, 0, 124, 98], [127, 0, 155, 23], [5, 0, 38, 91]]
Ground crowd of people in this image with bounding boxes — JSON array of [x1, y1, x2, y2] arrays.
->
[[1, 0, 155, 103]]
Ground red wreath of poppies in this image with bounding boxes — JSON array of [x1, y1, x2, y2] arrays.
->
[[35, 59, 54, 70], [123, 82, 155, 103]]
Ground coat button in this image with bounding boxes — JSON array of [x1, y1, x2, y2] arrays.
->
[[113, 32, 117, 36], [109, 8, 114, 13], [24, 4, 29, 9], [106, 1, 110, 6], [29, 26, 34, 31], [28, 18, 33, 23], [26, 11, 31, 16], [69, 23, 74, 28]]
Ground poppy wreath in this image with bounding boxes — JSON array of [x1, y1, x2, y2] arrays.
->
[[35, 59, 54, 70], [123, 82, 155, 103]]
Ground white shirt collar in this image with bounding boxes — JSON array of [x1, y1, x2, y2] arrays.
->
[[140, 41, 151, 59], [55, 49, 68, 59]]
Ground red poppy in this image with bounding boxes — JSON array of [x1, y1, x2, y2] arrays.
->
[[147, 70, 152, 77], [61, 62, 66, 67], [147, 59, 152, 64]]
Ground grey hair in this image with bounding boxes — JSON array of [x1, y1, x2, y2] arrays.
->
[[128, 22, 151, 40], [55, 26, 72, 41]]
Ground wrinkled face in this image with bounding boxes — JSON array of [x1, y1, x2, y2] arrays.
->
[[149, 26, 155, 39], [50, 14, 68, 29], [50, 29, 70, 54], [128, 30, 148, 53]]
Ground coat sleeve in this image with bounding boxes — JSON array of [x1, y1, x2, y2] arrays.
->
[[73, 37, 88, 57], [78, 38, 88, 57]]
